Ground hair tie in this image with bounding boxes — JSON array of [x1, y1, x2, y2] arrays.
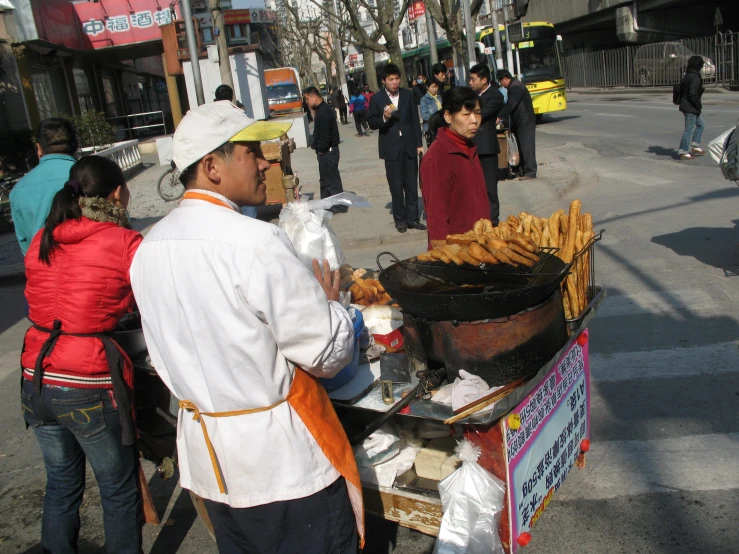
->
[[64, 179, 81, 196]]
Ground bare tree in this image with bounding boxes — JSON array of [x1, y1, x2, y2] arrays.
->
[[283, 3, 323, 88], [311, 0, 412, 88], [424, 0, 485, 71]]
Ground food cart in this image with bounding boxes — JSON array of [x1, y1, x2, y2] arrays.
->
[[120, 202, 603, 552]]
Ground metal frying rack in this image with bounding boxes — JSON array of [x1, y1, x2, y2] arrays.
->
[[377, 248, 572, 292], [566, 230, 605, 329]]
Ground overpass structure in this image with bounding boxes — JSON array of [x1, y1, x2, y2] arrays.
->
[[522, 0, 738, 51]]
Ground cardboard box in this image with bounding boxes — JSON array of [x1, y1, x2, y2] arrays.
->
[[264, 162, 285, 204], [498, 132, 508, 168]]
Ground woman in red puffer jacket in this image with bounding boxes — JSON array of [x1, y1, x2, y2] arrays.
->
[[21, 155, 143, 553]]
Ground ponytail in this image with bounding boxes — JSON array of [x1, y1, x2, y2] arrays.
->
[[39, 180, 83, 264], [38, 155, 125, 265]]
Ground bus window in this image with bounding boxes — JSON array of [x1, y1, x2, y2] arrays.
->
[[516, 39, 561, 83]]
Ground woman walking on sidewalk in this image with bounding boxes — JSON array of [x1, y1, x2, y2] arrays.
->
[[20, 156, 143, 553], [678, 56, 706, 160]]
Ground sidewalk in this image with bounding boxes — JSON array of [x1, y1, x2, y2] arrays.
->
[[568, 86, 739, 96]]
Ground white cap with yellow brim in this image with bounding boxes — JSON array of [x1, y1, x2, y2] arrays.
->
[[172, 101, 293, 171]]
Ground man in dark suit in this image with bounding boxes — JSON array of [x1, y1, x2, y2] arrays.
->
[[468, 64, 505, 224], [303, 86, 347, 212], [368, 64, 427, 233], [496, 69, 537, 180]]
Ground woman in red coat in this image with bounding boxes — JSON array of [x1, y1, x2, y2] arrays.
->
[[420, 87, 490, 248], [21, 155, 143, 553]]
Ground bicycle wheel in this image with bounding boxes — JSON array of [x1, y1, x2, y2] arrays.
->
[[157, 169, 185, 202]]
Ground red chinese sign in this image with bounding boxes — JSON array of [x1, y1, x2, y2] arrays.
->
[[224, 9, 252, 25], [73, 0, 181, 50], [408, 0, 426, 22]]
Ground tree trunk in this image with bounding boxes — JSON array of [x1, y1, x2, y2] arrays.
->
[[363, 47, 379, 91], [386, 38, 408, 88]]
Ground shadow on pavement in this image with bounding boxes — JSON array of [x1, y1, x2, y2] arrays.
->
[[646, 145, 680, 159], [538, 115, 581, 124], [651, 219, 739, 274], [597, 186, 739, 226], [148, 488, 199, 554]]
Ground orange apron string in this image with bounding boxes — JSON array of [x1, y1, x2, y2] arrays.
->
[[179, 367, 365, 545], [178, 398, 287, 494], [181, 191, 236, 211]]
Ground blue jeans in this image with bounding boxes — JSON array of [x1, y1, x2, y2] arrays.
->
[[679, 113, 705, 154], [21, 380, 142, 554]]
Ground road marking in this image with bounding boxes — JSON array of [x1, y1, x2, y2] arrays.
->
[[593, 113, 636, 118], [571, 102, 737, 114], [590, 341, 739, 382], [597, 289, 717, 318], [556, 433, 739, 501]]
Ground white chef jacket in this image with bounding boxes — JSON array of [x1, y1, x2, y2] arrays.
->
[[129, 190, 355, 507]]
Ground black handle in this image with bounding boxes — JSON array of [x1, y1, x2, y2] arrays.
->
[[376, 251, 402, 272]]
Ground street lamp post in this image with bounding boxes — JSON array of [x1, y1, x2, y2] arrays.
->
[[181, 0, 205, 105]]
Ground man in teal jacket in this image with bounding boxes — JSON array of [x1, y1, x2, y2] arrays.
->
[[10, 118, 78, 255]]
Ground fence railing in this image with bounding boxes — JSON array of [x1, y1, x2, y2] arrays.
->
[[107, 111, 167, 141], [562, 32, 738, 89]]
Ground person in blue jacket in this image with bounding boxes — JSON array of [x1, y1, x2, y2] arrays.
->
[[349, 89, 370, 137], [10, 118, 78, 255]]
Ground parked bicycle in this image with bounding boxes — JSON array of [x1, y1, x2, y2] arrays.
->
[[157, 164, 184, 202]]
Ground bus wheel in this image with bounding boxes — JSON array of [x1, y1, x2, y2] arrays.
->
[[536, 114, 544, 124]]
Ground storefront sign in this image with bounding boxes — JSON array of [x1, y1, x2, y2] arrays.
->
[[224, 9, 251, 24], [74, 0, 180, 49], [504, 332, 591, 551], [31, 0, 84, 50], [408, 1, 426, 22]]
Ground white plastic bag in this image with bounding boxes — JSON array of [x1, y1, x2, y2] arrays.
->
[[278, 192, 371, 271], [507, 131, 520, 167], [433, 440, 506, 554]]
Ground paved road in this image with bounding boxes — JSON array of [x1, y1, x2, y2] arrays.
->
[[1, 91, 738, 553]]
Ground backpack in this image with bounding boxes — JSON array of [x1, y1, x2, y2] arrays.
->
[[672, 83, 682, 105]]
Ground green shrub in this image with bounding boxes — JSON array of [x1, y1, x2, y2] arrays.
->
[[57, 110, 116, 151]]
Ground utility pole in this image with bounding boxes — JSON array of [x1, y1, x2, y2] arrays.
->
[[489, 0, 504, 71], [326, 0, 348, 100], [181, 0, 205, 105], [210, 0, 234, 90], [462, 0, 476, 72], [424, 5, 438, 65]]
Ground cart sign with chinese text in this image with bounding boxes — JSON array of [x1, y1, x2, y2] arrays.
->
[[74, 0, 181, 49], [408, 1, 426, 22], [503, 331, 591, 551]]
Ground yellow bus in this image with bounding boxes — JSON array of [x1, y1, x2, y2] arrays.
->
[[480, 22, 567, 122]]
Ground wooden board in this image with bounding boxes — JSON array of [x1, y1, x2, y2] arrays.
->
[[363, 485, 442, 536], [498, 132, 508, 168], [264, 162, 285, 204]]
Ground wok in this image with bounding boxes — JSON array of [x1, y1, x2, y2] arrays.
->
[[377, 251, 570, 322]]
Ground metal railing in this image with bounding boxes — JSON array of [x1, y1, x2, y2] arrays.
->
[[107, 111, 167, 141], [562, 32, 738, 89]]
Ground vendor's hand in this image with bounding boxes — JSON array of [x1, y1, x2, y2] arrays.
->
[[417, 146, 425, 155], [383, 104, 395, 119], [313, 259, 340, 302]]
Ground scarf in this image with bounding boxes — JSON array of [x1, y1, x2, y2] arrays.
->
[[79, 197, 132, 229], [430, 93, 442, 110]]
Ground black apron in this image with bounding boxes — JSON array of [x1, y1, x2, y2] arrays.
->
[[30, 319, 135, 447]]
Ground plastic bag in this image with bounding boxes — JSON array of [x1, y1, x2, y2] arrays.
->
[[708, 120, 739, 182], [278, 193, 370, 271], [507, 131, 520, 167], [433, 440, 506, 554]]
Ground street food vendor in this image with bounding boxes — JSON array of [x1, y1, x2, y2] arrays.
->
[[129, 102, 364, 552], [420, 87, 490, 249]]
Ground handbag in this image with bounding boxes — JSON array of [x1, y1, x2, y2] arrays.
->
[[507, 130, 520, 167]]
